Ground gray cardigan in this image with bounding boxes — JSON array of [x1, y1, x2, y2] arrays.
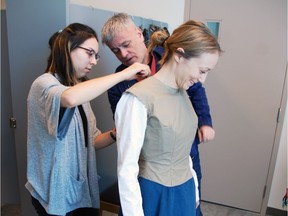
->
[[26, 73, 101, 215]]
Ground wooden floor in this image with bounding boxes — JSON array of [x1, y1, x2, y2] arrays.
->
[[1, 201, 275, 216]]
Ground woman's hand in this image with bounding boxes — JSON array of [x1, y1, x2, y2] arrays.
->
[[198, 126, 215, 143], [122, 62, 151, 80], [61, 63, 150, 108]]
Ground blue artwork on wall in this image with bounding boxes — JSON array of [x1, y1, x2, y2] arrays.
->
[[207, 21, 220, 39]]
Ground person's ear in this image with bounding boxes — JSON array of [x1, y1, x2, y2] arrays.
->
[[174, 54, 181, 63], [174, 47, 185, 63], [177, 47, 185, 54], [136, 27, 144, 39]]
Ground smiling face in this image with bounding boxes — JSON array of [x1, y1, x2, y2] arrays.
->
[[106, 25, 148, 66], [176, 52, 219, 90], [70, 37, 99, 79]]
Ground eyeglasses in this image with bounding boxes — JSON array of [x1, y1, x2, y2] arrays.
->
[[77, 46, 100, 61]]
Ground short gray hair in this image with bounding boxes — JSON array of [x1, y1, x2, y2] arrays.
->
[[101, 13, 136, 45]]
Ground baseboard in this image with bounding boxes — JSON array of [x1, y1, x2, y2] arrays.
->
[[266, 207, 287, 216]]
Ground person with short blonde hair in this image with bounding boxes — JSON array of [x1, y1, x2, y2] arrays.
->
[[102, 13, 221, 216]]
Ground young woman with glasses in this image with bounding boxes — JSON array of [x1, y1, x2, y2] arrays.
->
[[26, 22, 150, 216]]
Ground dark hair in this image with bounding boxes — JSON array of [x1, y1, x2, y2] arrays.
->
[[147, 20, 222, 67], [46, 23, 98, 86], [45, 31, 61, 72]]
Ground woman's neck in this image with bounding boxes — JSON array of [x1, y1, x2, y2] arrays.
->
[[154, 61, 178, 89]]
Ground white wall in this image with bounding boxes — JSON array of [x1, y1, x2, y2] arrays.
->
[[69, 0, 186, 32]]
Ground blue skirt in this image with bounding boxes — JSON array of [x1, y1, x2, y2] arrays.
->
[[119, 177, 196, 216]]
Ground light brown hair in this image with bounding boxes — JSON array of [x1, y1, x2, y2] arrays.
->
[[147, 20, 222, 67]]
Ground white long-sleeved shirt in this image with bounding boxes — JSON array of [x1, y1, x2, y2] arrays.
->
[[115, 93, 147, 216]]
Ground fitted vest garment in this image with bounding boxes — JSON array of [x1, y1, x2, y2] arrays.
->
[[127, 76, 198, 187]]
